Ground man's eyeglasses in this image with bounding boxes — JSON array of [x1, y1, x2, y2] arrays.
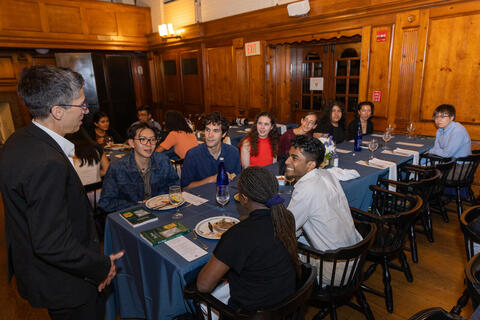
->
[[57, 102, 90, 114], [433, 114, 450, 120], [135, 137, 158, 145]]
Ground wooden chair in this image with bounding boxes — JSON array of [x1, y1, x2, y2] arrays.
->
[[443, 154, 480, 219], [351, 186, 422, 313], [377, 166, 440, 263], [84, 180, 104, 235], [297, 221, 376, 320], [466, 253, 480, 311], [183, 263, 316, 320]]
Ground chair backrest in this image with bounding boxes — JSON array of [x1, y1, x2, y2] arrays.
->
[[465, 252, 480, 310], [251, 263, 316, 320], [460, 205, 480, 260], [421, 154, 452, 167], [444, 154, 480, 188], [388, 166, 440, 206], [369, 186, 423, 253], [297, 222, 376, 293], [408, 307, 466, 320], [84, 180, 103, 211], [432, 161, 456, 195]]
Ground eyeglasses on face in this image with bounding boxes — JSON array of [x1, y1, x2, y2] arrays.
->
[[57, 102, 90, 114], [433, 114, 451, 120], [135, 137, 158, 145]]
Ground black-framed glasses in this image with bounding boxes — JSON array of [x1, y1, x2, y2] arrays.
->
[[432, 114, 450, 120], [57, 102, 89, 114], [135, 137, 158, 145]]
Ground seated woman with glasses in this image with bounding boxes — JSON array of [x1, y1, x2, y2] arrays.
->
[[155, 110, 198, 159], [196, 166, 299, 317], [428, 104, 471, 158], [98, 122, 179, 213]]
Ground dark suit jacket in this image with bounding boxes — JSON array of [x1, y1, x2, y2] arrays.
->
[[0, 122, 111, 309]]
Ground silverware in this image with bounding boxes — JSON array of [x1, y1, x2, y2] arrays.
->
[[208, 222, 214, 234], [191, 231, 208, 250]]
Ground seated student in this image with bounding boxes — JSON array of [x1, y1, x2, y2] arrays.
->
[[429, 104, 471, 158], [196, 166, 298, 314], [88, 111, 123, 147], [278, 112, 318, 160], [132, 105, 162, 131], [155, 110, 198, 159], [313, 101, 346, 144], [181, 112, 241, 190], [285, 135, 362, 283], [99, 122, 179, 212], [347, 101, 374, 140], [239, 112, 279, 168]]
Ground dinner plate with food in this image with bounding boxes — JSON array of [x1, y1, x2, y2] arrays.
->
[[145, 194, 185, 210], [104, 143, 129, 151], [195, 216, 240, 240]]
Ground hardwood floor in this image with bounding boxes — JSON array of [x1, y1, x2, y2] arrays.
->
[[0, 194, 475, 320]]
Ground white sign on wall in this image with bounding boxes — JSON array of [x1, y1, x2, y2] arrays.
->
[[245, 41, 261, 56], [310, 77, 324, 91]]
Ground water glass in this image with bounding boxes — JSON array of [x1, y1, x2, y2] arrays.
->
[[382, 131, 392, 150], [368, 139, 379, 159], [216, 185, 230, 215], [407, 122, 415, 139], [169, 185, 183, 219]]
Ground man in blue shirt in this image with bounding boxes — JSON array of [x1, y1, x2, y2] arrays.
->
[[99, 122, 179, 212], [429, 104, 471, 158], [181, 112, 241, 190], [131, 105, 162, 131]]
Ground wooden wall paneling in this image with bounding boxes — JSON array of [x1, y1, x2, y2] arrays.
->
[[246, 40, 266, 119], [130, 54, 152, 108], [0, 0, 43, 32], [85, 7, 118, 36], [205, 45, 236, 119], [116, 12, 148, 37], [234, 38, 247, 117], [180, 49, 204, 116], [419, 10, 480, 140], [0, 55, 16, 82], [268, 44, 292, 123], [161, 51, 182, 111], [45, 3, 83, 34], [358, 25, 371, 103]]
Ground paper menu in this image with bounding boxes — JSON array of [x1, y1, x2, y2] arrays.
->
[[165, 236, 208, 262], [182, 192, 208, 206]]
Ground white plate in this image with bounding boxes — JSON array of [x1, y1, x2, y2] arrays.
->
[[105, 144, 128, 151], [145, 194, 185, 210], [195, 216, 240, 240]]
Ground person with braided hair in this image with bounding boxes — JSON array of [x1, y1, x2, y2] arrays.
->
[[196, 166, 298, 314]]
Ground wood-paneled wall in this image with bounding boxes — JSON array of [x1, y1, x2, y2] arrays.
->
[[0, 0, 151, 50]]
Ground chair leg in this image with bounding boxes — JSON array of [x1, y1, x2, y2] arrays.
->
[[381, 257, 394, 313], [357, 290, 375, 320], [424, 205, 434, 242], [400, 251, 413, 282], [409, 225, 418, 263], [456, 187, 463, 220], [364, 263, 378, 281], [450, 287, 470, 315], [329, 304, 338, 320], [438, 198, 449, 223]]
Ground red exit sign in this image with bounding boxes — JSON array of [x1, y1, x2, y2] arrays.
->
[[245, 41, 261, 56]]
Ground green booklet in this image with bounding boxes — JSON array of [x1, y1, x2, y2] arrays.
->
[[119, 207, 158, 227], [140, 222, 191, 246]]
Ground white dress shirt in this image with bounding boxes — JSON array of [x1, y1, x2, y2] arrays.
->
[[32, 120, 75, 165], [288, 168, 362, 251]]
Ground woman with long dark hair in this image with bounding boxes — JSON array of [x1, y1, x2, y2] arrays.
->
[[347, 101, 375, 140], [89, 111, 123, 146], [196, 166, 299, 314], [239, 112, 279, 168], [155, 110, 198, 159], [313, 101, 346, 143]]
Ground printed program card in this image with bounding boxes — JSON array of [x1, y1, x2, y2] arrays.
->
[[165, 236, 208, 262], [182, 192, 208, 206]]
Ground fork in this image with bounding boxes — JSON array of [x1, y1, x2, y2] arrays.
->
[[191, 231, 208, 250]]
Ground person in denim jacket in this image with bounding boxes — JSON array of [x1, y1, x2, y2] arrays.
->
[[99, 122, 179, 212]]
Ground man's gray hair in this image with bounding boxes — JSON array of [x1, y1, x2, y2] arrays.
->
[[17, 65, 85, 119]]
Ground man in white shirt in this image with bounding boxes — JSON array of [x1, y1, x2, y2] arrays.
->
[[286, 135, 362, 251]]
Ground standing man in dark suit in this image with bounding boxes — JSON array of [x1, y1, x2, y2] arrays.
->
[[0, 65, 124, 320]]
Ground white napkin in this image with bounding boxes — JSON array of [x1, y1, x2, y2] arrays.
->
[[277, 124, 287, 135], [356, 158, 397, 189], [396, 141, 424, 147], [394, 148, 419, 165], [336, 148, 351, 154], [326, 167, 360, 181]]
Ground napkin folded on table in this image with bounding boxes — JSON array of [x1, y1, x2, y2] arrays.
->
[[356, 158, 397, 190], [326, 167, 360, 181], [394, 147, 419, 165]]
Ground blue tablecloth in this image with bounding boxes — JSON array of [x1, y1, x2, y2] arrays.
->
[[104, 133, 433, 320]]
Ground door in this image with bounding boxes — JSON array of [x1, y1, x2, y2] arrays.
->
[[291, 39, 361, 124]]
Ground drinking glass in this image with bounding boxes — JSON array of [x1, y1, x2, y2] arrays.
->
[[386, 124, 394, 134], [368, 139, 379, 159], [169, 185, 183, 220], [104, 136, 113, 147], [285, 175, 296, 194], [216, 185, 230, 215], [382, 131, 392, 150], [407, 122, 415, 139]]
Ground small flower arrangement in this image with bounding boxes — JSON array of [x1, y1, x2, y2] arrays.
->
[[317, 134, 336, 167]]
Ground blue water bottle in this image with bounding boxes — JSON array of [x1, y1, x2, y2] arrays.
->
[[354, 121, 362, 152], [217, 157, 229, 187]]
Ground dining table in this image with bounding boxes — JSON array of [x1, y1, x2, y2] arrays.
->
[[104, 133, 434, 320]]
